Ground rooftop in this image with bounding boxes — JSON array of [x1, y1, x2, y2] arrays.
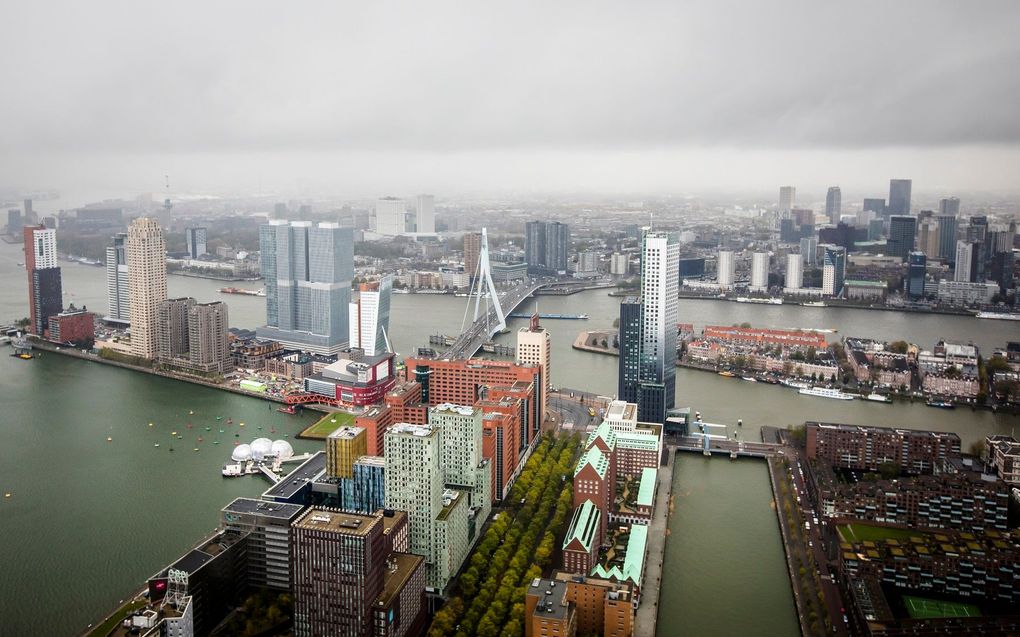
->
[[327, 425, 365, 441], [575, 447, 610, 480], [586, 421, 618, 451], [375, 553, 425, 609], [808, 421, 960, 441], [563, 500, 602, 552], [431, 403, 477, 417], [528, 579, 570, 620], [437, 488, 465, 521], [591, 523, 648, 585], [262, 451, 326, 500], [221, 497, 304, 520], [636, 468, 657, 508], [387, 422, 436, 438], [293, 508, 380, 535]]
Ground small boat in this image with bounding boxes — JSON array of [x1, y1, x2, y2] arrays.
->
[[193, 448, 199, 452], [741, 376, 757, 383], [154, 443, 160, 448], [277, 405, 297, 415], [177, 435, 184, 440], [865, 393, 892, 403], [219, 429, 225, 433], [213, 440, 220, 445], [148, 423, 154, 427], [239, 422, 245, 427], [926, 399, 955, 409], [205, 426, 211, 431], [197, 436, 204, 442], [171, 431, 177, 436], [106, 436, 113, 442], [169, 447, 174, 452], [737, 419, 743, 427], [781, 379, 810, 390], [17, 353, 32, 360], [227, 418, 233, 424], [270, 427, 277, 434], [189, 410, 194, 415], [216, 416, 223, 421], [718, 371, 736, 378], [799, 387, 855, 401]]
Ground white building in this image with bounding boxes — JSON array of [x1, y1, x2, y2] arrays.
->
[[349, 275, 392, 356], [937, 280, 998, 306], [106, 233, 130, 324], [785, 253, 803, 290], [779, 186, 796, 216], [954, 240, 974, 282], [374, 197, 407, 237], [415, 194, 435, 234], [29, 228, 57, 267], [609, 253, 630, 276], [750, 252, 769, 291], [717, 250, 735, 288], [576, 250, 599, 273], [517, 316, 551, 418], [127, 218, 167, 359], [636, 230, 680, 424]]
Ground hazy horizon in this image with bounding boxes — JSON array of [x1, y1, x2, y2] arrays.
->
[[4, 1, 1020, 201]]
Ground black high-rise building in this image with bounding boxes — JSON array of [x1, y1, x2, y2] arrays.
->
[[907, 251, 926, 300], [863, 198, 886, 218], [937, 215, 958, 261], [617, 296, 641, 405], [525, 221, 569, 275], [30, 268, 63, 335], [888, 179, 912, 217], [990, 251, 1015, 293], [779, 218, 798, 242], [887, 216, 917, 261]]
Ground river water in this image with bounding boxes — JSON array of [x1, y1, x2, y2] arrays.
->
[[1, 239, 1017, 635]]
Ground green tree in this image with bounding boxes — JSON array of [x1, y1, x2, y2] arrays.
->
[[888, 340, 909, 354]]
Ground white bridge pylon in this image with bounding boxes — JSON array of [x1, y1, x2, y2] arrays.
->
[[461, 228, 506, 336]]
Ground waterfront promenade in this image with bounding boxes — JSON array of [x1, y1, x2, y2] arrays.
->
[[635, 448, 675, 637]]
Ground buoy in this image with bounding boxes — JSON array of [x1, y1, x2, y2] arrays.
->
[[189, 410, 194, 415], [193, 448, 199, 452], [148, 423, 154, 427], [4, 492, 12, 498], [239, 422, 245, 427], [154, 443, 160, 448], [107, 436, 113, 442], [171, 431, 177, 436]]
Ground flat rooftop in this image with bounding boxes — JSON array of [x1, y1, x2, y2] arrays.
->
[[263, 451, 326, 500], [222, 497, 304, 520], [376, 553, 424, 608], [807, 421, 960, 440], [294, 508, 381, 535], [327, 425, 365, 441]]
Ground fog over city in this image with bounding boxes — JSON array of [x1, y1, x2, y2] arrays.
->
[[3, 1, 1020, 199]]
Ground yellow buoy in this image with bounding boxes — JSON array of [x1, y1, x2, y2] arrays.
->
[[193, 448, 199, 452], [149, 422, 154, 427], [4, 492, 11, 499], [106, 437, 113, 442], [239, 422, 245, 427]]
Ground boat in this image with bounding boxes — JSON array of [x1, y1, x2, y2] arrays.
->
[[735, 297, 783, 305], [926, 399, 956, 409], [975, 312, 1020, 321], [154, 443, 160, 448], [392, 288, 410, 294], [16, 353, 32, 360], [216, 416, 223, 421], [741, 376, 757, 382], [798, 387, 855, 401], [189, 410, 194, 415], [781, 379, 811, 390], [227, 418, 233, 424], [718, 371, 736, 378], [588, 407, 596, 417], [865, 393, 892, 403], [801, 301, 827, 307], [219, 287, 266, 297], [106, 436, 113, 442], [277, 405, 297, 415]]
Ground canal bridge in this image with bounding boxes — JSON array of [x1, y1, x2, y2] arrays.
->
[[672, 436, 783, 459]]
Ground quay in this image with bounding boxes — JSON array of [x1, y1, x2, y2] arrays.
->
[[572, 329, 619, 356], [633, 445, 675, 637]]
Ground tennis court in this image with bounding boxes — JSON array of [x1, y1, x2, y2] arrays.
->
[[903, 595, 981, 620]]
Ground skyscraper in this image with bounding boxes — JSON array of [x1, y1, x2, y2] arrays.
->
[[887, 216, 917, 261], [415, 194, 435, 234], [800, 237, 817, 265], [938, 197, 960, 217], [917, 219, 940, 259], [158, 297, 194, 361], [257, 221, 354, 355], [716, 250, 735, 287], [863, 198, 886, 218], [126, 218, 167, 359], [750, 252, 769, 290], [825, 186, 842, 225], [517, 314, 550, 419], [188, 301, 232, 374], [463, 232, 482, 278], [105, 232, 130, 324], [375, 197, 407, 236], [822, 246, 846, 297], [785, 253, 803, 290], [907, 252, 926, 300], [617, 296, 641, 404], [954, 241, 979, 282], [888, 179, 912, 217], [23, 225, 62, 336], [349, 275, 392, 356], [525, 221, 570, 275], [184, 226, 207, 259], [779, 186, 796, 216], [636, 230, 680, 424], [936, 215, 959, 261]]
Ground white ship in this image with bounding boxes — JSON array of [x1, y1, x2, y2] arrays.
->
[[975, 312, 1020, 321], [801, 301, 827, 307], [864, 393, 892, 403], [735, 297, 783, 305], [798, 387, 855, 400], [781, 379, 811, 390]]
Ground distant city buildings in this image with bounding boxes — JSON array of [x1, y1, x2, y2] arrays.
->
[[886, 215, 917, 261], [257, 220, 354, 355], [184, 226, 207, 259], [126, 218, 167, 359], [750, 251, 769, 291], [463, 231, 482, 278], [23, 224, 62, 336], [821, 245, 846, 297], [156, 297, 233, 375], [906, 251, 926, 299], [618, 296, 641, 405], [785, 253, 803, 290], [716, 249, 735, 288], [525, 220, 570, 275], [778, 185, 796, 216], [415, 194, 435, 234], [825, 186, 841, 225], [375, 197, 407, 237], [887, 178, 912, 217]]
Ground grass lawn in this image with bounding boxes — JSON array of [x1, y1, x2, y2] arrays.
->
[[903, 595, 981, 620], [838, 522, 920, 543], [300, 411, 355, 439], [85, 598, 147, 637]]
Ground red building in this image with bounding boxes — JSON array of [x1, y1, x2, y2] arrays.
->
[[47, 305, 95, 346], [476, 398, 520, 501], [403, 357, 541, 448], [573, 447, 612, 539], [703, 325, 827, 349], [303, 352, 397, 407]]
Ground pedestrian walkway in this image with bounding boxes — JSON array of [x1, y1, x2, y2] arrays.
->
[[634, 450, 674, 637]]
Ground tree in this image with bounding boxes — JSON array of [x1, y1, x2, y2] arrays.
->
[[888, 340, 909, 354], [15, 317, 30, 329], [968, 439, 987, 458], [986, 355, 1011, 374], [877, 461, 901, 480]]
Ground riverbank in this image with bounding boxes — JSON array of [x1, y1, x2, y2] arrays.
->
[[635, 449, 674, 637], [675, 292, 977, 317], [767, 455, 813, 637], [168, 270, 261, 282]]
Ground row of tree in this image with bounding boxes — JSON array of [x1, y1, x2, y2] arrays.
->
[[428, 433, 580, 637]]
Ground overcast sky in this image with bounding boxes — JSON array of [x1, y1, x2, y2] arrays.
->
[[3, 1, 1020, 201]]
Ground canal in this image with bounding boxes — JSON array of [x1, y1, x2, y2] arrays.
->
[[1, 240, 1018, 635]]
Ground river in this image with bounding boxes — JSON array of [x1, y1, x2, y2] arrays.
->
[[1, 239, 1017, 635]]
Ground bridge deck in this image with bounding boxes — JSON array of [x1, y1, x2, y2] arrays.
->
[[442, 282, 544, 358]]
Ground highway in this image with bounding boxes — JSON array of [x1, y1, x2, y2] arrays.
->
[[441, 281, 544, 359]]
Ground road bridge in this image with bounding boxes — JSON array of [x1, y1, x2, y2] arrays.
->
[[672, 436, 783, 459]]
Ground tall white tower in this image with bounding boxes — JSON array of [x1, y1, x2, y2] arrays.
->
[[750, 252, 769, 291], [636, 229, 680, 424], [375, 197, 407, 237], [785, 253, 803, 290], [349, 275, 392, 356], [127, 218, 167, 359], [415, 194, 435, 234], [517, 314, 551, 419], [717, 250, 735, 288]]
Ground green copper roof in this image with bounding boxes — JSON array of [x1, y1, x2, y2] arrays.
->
[[636, 468, 657, 507], [616, 431, 659, 451], [562, 499, 601, 552], [585, 421, 617, 452], [574, 447, 610, 480], [590, 523, 648, 584]]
